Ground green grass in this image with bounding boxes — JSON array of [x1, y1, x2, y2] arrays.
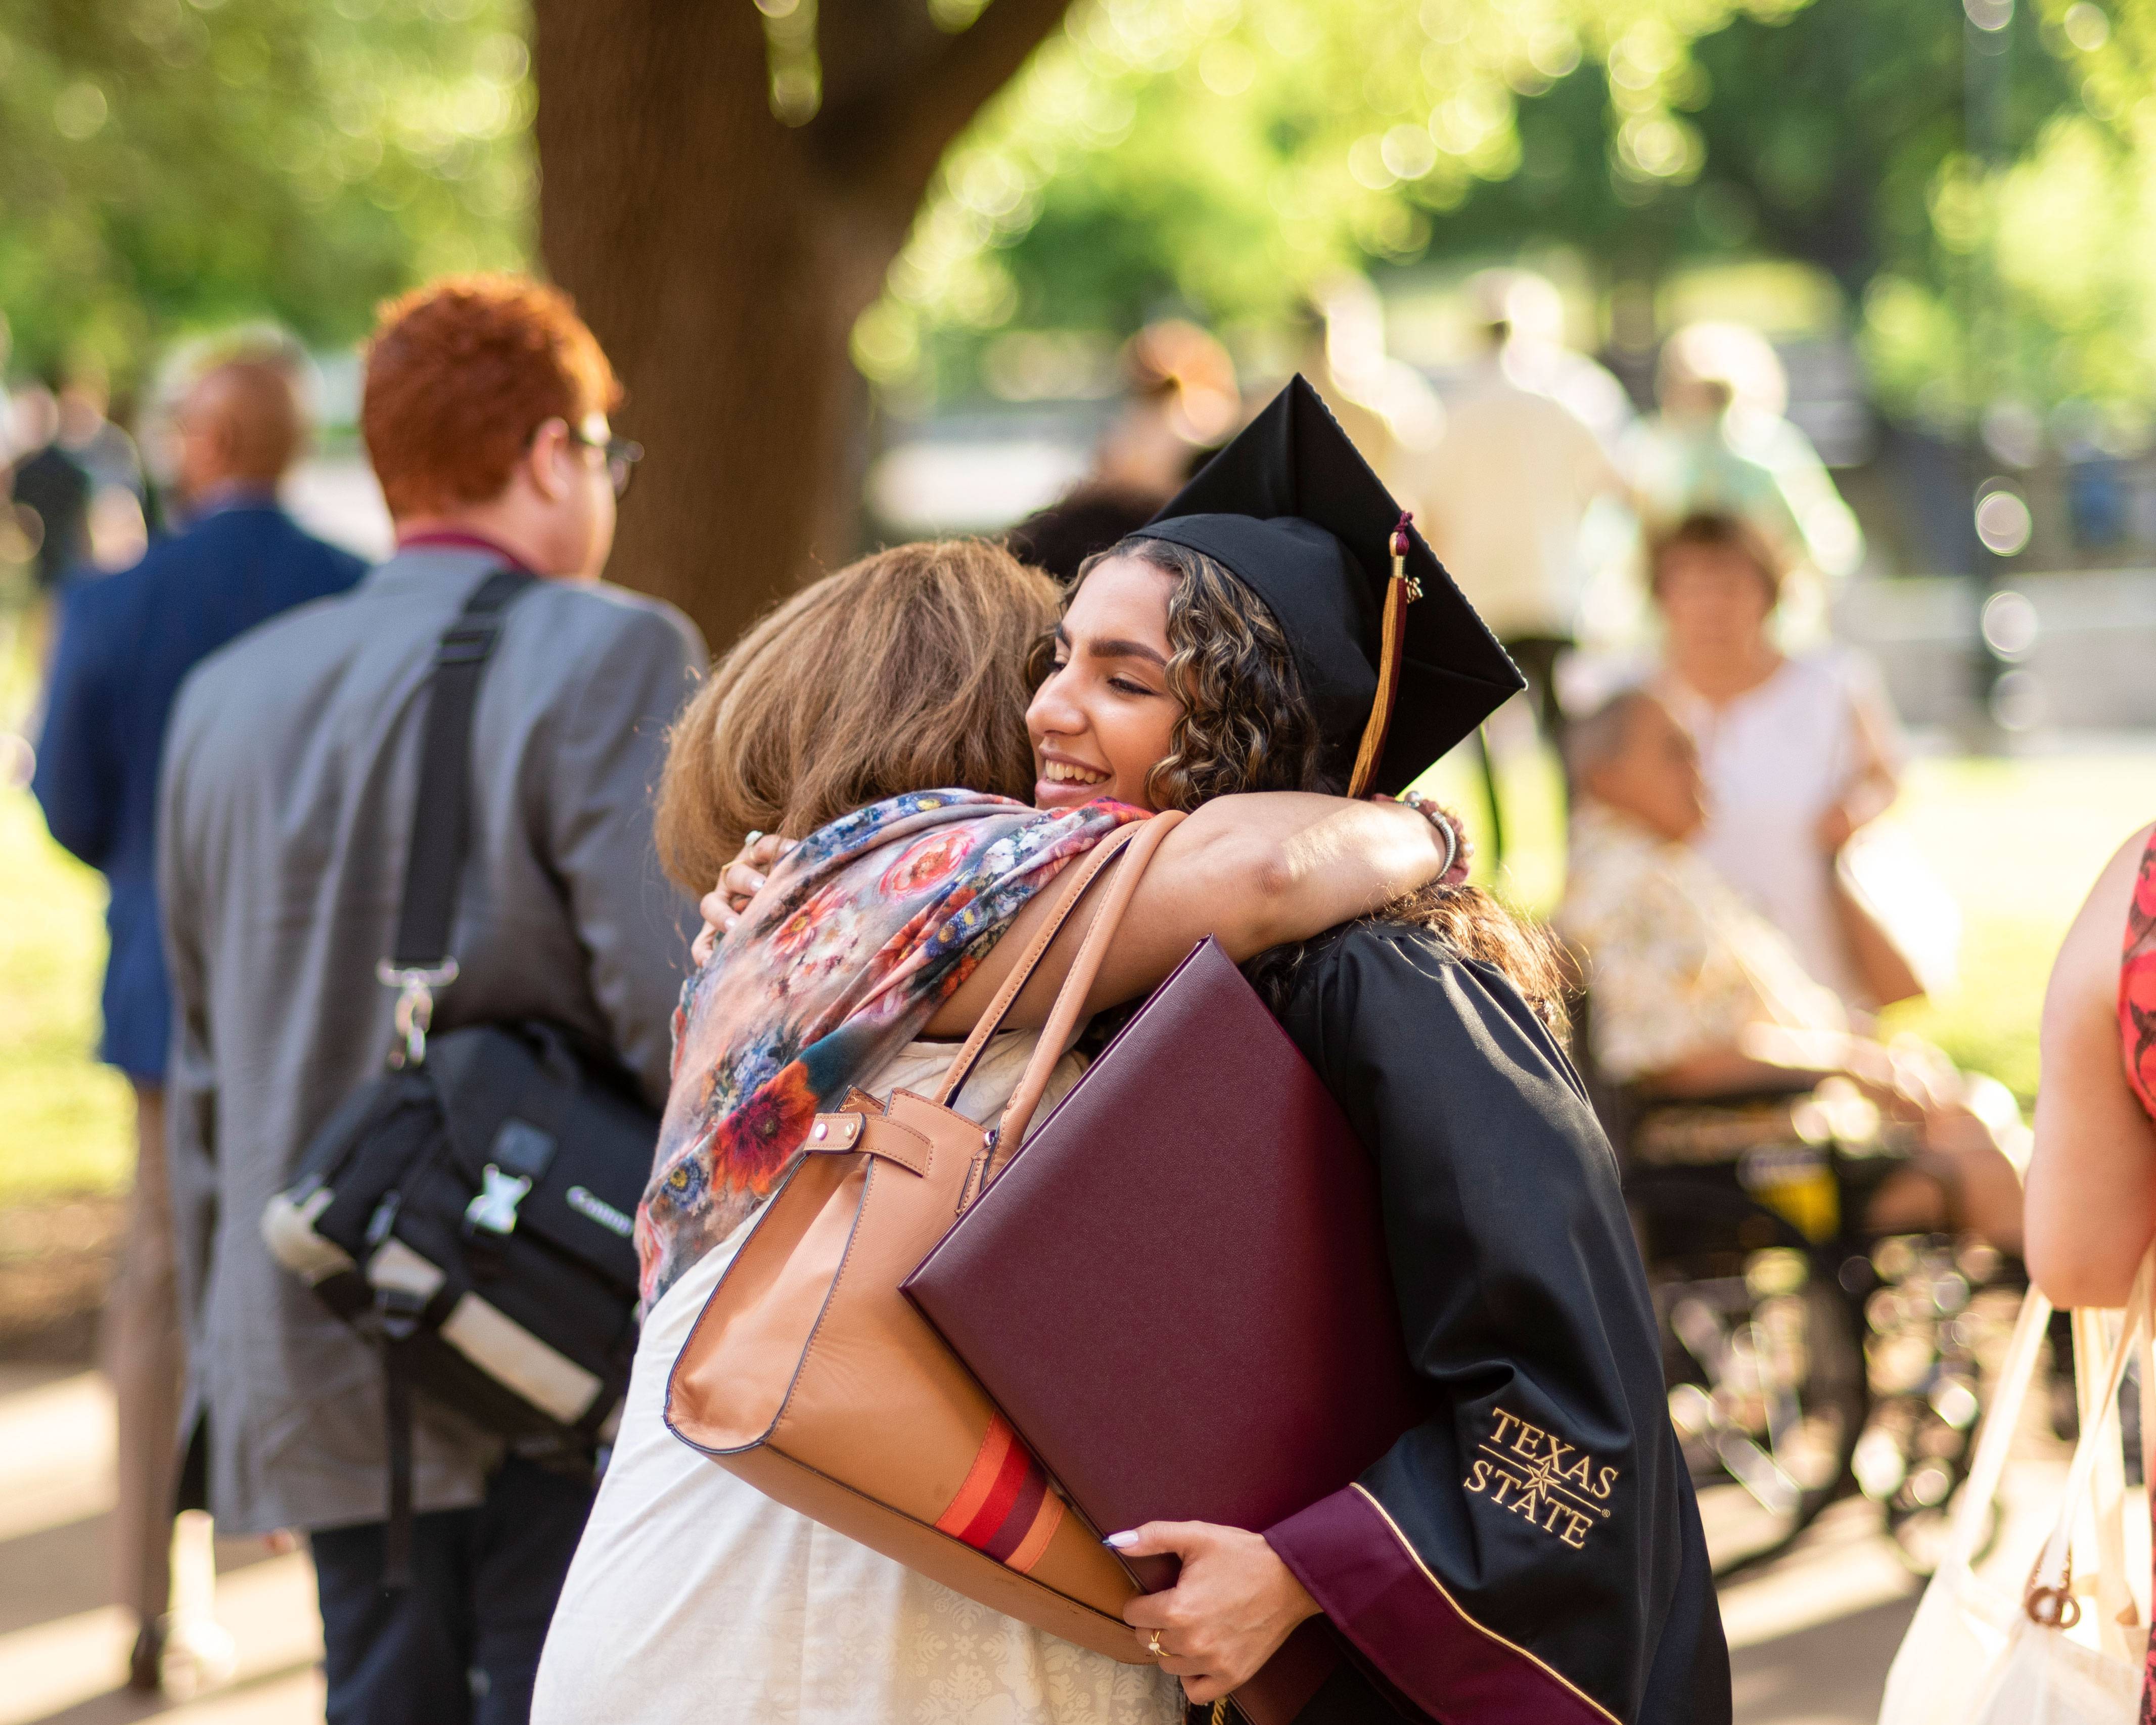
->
[[1417, 739, 2156, 1106], [0, 579, 135, 1203], [0, 785, 134, 1201], [1875, 754, 2156, 1101]]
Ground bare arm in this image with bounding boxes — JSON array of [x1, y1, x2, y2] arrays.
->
[[1819, 673, 1901, 851], [2025, 823, 2156, 1309], [923, 794, 1454, 1036]]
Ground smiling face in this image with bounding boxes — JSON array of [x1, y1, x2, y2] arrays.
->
[[1025, 553, 1184, 812]]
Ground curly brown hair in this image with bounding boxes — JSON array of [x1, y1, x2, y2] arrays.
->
[[1041, 536, 1574, 1032]]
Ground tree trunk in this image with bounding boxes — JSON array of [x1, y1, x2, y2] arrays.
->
[[531, 0, 1072, 656]]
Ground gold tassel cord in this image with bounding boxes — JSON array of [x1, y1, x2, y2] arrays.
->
[[1346, 512, 1421, 799]]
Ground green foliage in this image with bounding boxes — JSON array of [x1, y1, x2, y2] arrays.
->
[[1851, 0, 2156, 437], [0, 0, 533, 386], [860, 0, 1817, 399], [861, 0, 2156, 435]]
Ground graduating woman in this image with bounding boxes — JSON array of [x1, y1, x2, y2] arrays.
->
[[698, 383, 1729, 1723], [1026, 381, 1726, 1724]]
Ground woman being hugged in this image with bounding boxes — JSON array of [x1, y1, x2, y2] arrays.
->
[[533, 535, 1465, 1725]]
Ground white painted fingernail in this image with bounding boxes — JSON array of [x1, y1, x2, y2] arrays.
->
[[1104, 1530, 1139, 1549]]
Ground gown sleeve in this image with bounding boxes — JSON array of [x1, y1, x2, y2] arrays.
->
[[1259, 925, 1730, 1725]]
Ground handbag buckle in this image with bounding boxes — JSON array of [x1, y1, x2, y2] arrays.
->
[[2025, 1546, 2081, 1628], [377, 959, 460, 1068], [954, 1127, 997, 1216]]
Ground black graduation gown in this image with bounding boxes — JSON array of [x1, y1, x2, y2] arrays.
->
[[1252, 922, 1731, 1725]]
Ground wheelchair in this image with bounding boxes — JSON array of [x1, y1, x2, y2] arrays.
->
[[1572, 994, 2023, 1578]]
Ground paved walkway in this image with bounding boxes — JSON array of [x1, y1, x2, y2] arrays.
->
[[0, 1359, 2119, 1724], [0, 1365, 320, 1725]]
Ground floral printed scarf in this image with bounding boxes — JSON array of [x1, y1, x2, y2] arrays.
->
[[635, 789, 1143, 1310]]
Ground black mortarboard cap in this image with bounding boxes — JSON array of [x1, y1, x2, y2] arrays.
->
[[1132, 375, 1523, 796]]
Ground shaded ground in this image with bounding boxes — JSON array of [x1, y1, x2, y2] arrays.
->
[[0, 1309, 2099, 1725], [0, 1357, 323, 1725]]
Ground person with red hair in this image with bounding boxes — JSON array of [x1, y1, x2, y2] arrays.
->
[[159, 276, 702, 1725]]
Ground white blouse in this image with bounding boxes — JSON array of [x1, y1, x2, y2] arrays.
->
[[1659, 650, 1904, 1014], [532, 1030, 1182, 1725]]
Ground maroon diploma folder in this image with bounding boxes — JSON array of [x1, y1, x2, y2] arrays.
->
[[903, 937, 1426, 1724]]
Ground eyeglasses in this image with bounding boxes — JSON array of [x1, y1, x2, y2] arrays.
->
[[564, 426, 644, 498]]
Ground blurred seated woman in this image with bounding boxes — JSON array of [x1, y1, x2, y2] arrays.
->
[[534, 537, 1467, 1725], [1651, 512, 1915, 1016], [2023, 819, 2156, 1310], [1556, 688, 2023, 1249]]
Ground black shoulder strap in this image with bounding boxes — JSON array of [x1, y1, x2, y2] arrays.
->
[[388, 568, 534, 971]]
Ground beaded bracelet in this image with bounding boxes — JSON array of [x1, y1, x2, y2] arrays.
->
[[1387, 789, 1472, 885]]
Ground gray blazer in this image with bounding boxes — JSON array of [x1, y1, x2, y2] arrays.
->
[[159, 547, 705, 1534]]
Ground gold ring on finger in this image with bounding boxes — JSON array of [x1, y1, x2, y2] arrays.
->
[[1146, 1629, 1164, 1659]]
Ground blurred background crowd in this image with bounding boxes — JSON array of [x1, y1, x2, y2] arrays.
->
[[2, 0, 2155, 1721]]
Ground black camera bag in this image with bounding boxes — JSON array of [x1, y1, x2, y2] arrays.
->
[[260, 570, 656, 1582]]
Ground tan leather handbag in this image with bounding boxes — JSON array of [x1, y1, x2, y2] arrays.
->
[[664, 811, 1184, 1663]]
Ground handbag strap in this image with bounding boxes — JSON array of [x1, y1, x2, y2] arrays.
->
[[2073, 1306, 2138, 1643], [993, 810, 1185, 1154], [379, 567, 534, 1064], [1938, 1279, 2054, 1577], [935, 822, 1141, 1108], [2028, 1251, 2156, 1610], [934, 812, 1186, 1129]]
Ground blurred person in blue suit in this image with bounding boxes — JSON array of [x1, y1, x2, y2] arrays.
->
[[30, 336, 364, 1691]]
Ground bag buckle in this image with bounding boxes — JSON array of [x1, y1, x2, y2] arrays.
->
[[2025, 1547, 2082, 1628], [955, 1127, 998, 1216], [376, 959, 459, 1068], [465, 1164, 533, 1237]]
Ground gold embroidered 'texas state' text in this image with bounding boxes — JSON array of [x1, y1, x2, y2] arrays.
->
[[1461, 1408, 1620, 1551]]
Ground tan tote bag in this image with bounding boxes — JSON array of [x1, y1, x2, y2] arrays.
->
[[664, 811, 1184, 1663], [1877, 1252, 2154, 1725]]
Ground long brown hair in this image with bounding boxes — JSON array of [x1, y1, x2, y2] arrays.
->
[[655, 540, 1058, 896], [1045, 536, 1572, 1031]]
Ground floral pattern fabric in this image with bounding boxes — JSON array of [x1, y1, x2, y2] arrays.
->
[[2123, 825, 2156, 1124], [635, 789, 1142, 1310], [1555, 801, 1851, 1084], [2122, 828, 2156, 1725]]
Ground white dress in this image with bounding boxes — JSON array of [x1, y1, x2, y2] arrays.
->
[[532, 1030, 1183, 1725], [1659, 650, 1904, 1014]]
